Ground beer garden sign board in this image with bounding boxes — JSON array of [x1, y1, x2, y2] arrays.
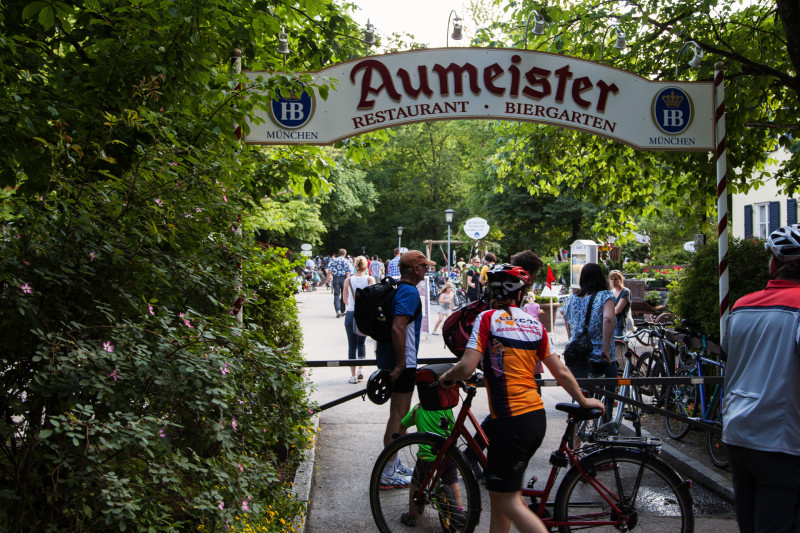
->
[[243, 48, 714, 152]]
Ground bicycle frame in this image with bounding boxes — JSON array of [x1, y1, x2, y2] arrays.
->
[[685, 355, 726, 424], [413, 384, 657, 529]]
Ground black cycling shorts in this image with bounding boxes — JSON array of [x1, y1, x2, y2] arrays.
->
[[392, 368, 416, 394], [485, 409, 546, 493]]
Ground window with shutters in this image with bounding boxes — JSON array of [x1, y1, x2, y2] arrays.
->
[[755, 203, 769, 238]]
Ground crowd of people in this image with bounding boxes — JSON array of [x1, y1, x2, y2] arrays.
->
[[309, 227, 800, 532]]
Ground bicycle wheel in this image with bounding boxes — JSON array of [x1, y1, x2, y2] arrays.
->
[[634, 350, 664, 403], [369, 433, 481, 533], [706, 397, 729, 469], [553, 448, 694, 533], [664, 366, 695, 440]]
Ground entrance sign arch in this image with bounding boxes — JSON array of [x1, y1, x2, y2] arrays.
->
[[242, 49, 729, 334], [244, 48, 713, 151]]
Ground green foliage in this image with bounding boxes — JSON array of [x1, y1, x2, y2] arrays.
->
[[645, 291, 664, 306], [477, 0, 799, 237], [0, 0, 369, 529], [669, 237, 770, 340]]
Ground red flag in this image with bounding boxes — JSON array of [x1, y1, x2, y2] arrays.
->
[[546, 265, 555, 289]]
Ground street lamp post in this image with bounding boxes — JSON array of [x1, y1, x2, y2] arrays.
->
[[397, 226, 403, 250], [444, 209, 454, 274]]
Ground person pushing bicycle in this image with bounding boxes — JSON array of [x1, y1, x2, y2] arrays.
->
[[440, 264, 604, 533]]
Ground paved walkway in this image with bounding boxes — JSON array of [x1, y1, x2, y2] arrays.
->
[[296, 289, 737, 532]]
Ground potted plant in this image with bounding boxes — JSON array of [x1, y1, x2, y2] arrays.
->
[[533, 294, 560, 329]]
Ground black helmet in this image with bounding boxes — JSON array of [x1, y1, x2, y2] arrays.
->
[[487, 264, 531, 298], [366, 369, 392, 405]]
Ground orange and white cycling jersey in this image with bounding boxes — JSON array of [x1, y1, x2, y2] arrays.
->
[[466, 306, 550, 419]]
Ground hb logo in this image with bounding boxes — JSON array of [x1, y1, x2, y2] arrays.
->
[[269, 85, 315, 129], [651, 87, 693, 135]]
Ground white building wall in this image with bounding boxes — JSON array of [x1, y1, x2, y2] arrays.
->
[[731, 149, 796, 239]]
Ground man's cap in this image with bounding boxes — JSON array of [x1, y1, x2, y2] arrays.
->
[[400, 250, 435, 267]]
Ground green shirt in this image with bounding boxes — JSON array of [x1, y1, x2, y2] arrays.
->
[[401, 404, 455, 461]]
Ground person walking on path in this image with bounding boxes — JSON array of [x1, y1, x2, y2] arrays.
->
[[431, 282, 454, 335], [465, 257, 482, 303], [376, 250, 433, 488], [328, 249, 351, 318], [369, 254, 384, 280], [386, 248, 401, 279], [440, 264, 604, 533], [562, 263, 615, 419], [478, 252, 497, 286], [609, 269, 631, 367], [342, 255, 375, 384], [722, 224, 800, 533]]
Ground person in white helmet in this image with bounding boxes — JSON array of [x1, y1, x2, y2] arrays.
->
[[722, 224, 800, 533]]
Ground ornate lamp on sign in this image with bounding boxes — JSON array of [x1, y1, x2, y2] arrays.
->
[[523, 10, 545, 49], [447, 11, 463, 47], [397, 226, 403, 249], [363, 19, 376, 48], [277, 27, 290, 65], [675, 41, 704, 78], [600, 23, 626, 61], [444, 209, 455, 273]]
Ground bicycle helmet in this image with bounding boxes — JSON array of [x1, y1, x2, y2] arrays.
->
[[486, 264, 531, 298], [766, 224, 800, 261], [366, 369, 392, 405]]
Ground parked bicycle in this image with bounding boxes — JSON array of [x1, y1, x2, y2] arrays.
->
[[663, 338, 728, 469], [634, 322, 688, 407], [369, 376, 695, 532]]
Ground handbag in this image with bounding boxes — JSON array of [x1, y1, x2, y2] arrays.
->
[[563, 293, 597, 367]]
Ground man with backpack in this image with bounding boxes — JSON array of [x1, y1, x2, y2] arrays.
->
[[376, 250, 434, 488]]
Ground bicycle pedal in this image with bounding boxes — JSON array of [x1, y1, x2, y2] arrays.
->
[[623, 412, 637, 421], [527, 476, 538, 488]]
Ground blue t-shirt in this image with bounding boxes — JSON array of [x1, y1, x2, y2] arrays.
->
[[376, 281, 422, 370], [562, 290, 614, 358]]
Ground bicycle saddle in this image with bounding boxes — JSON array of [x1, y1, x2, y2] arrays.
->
[[555, 403, 604, 421]]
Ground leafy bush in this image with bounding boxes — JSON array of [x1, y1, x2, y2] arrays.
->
[[0, 1, 372, 529], [669, 237, 769, 340]]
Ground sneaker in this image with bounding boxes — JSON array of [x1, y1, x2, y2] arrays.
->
[[395, 461, 414, 477], [379, 470, 411, 490], [399, 512, 417, 526], [348, 376, 357, 384], [432, 331, 440, 335], [357, 370, 364, 381]]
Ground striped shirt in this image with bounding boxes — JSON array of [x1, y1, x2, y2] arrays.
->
[[466, 306, 549, 419]]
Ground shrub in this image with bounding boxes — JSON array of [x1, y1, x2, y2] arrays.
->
[[669, 237, 769, 340]]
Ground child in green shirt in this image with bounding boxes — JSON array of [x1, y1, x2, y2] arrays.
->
[[399, 403, 464, 527]]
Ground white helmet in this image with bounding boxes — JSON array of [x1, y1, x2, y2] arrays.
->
[[766, 225, 800, 261]]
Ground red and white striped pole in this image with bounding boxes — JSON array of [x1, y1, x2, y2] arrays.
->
[[714, 62, 729, 339]]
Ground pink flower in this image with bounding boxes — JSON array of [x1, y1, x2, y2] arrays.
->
[[159, 427, 166, 438], [20, 283, 32, 295], [223, 194, 228, 203], [89, 251, 96, 262], [109, 369, 120, 381], [155, 198, 163, 207], [241, 499, 249, 511], [195, 207, 202, 213], [148, 304, 155, 316], [218, 501, 225, 510], [169, 161, 177, 166], [102, 341, 114, 353], [231, 418, 238, 431], [220, 362, 230, 375], [239, 462, 244, 472]]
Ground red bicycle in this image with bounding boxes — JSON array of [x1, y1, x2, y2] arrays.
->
[[369, 376, 694, 532]]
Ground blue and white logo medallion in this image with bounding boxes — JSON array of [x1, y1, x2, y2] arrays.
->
[[651, 87, 693, 135], [269, 85, 315, 129]]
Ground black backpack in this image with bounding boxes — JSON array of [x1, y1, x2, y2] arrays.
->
[[354, 277, 420, 342]]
